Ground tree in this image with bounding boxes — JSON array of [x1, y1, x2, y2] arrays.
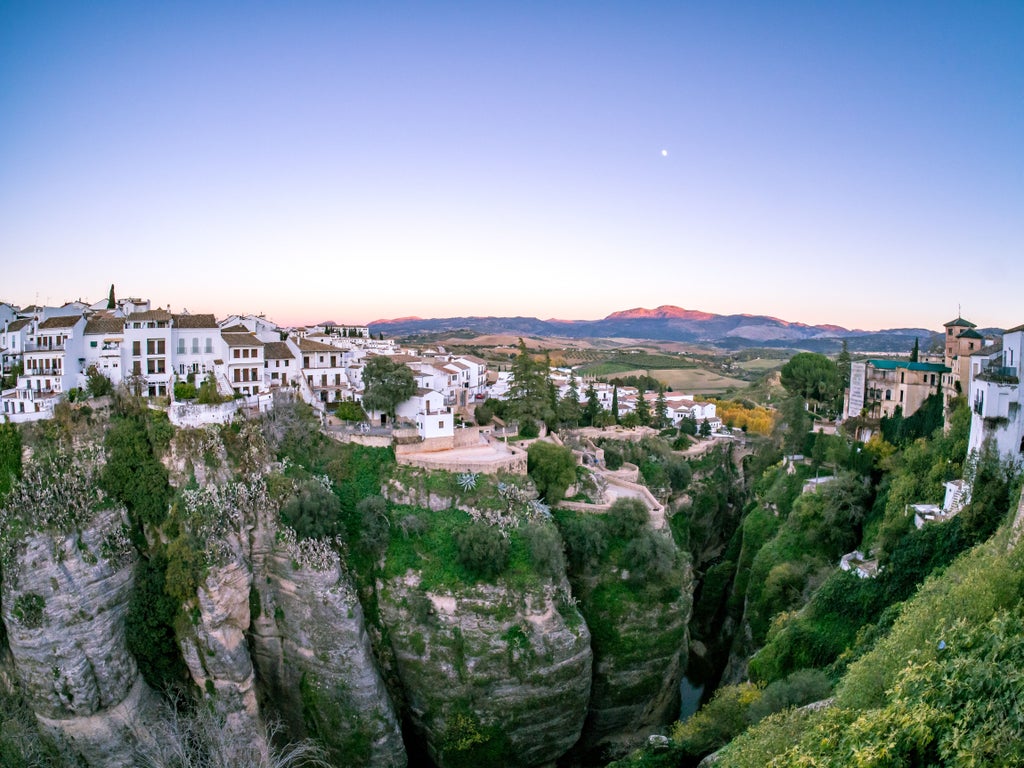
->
[[527, 441, 577, 504], [107, 283, 116, 309], [780, 352, 842, 414], [0, 422, 22, 499], [508, 339, 552, 425], [558, 371, 582, 427], [611, 386, 620, 424], [583, 383, 601, 427], [836, 340, 851, 386], [910, 337, 920, 363], [655, 387, 669, 429], [700, 418, 712, 438], [455, 521, 509, 579], [361, 355, 416, 423], [635, 390, 651, 426]]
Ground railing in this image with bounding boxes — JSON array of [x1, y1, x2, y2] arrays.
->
[[24, 342, 66, 352], [23, 368, 62, 376], [977, 366, 1019, 384]]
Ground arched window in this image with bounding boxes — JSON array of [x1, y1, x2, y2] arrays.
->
[[885, 389, 892, 400]]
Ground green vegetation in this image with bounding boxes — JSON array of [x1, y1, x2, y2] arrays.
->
[[361, 355, 416, 422], [526, 441, 576, 504], [101, 400, 173, 530], [0, 421, 21, 500]]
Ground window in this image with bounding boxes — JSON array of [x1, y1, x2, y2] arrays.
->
[[133, 341, 141, 356], [177, 339, 186, 355], [885, 389, 892, 400], [192, 338, 199, 354], [233, 349, 240, 359], [439, 421, 445, 429], [133, 361, 142, 375], [234, 369, 241, 382], [147, 338, 165, 355], [205, 338, 213, 354], [147, 359, 165, 374], [90, 341, 97, 348]]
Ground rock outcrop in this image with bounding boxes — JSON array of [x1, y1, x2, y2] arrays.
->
[[0, 506, 160, 767], [378, 573, 592, 768], [249, 530, 407, 767]]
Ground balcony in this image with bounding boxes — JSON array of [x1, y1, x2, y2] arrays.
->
[[24, 342, 66, 353], [977, 366, 1019, 385]]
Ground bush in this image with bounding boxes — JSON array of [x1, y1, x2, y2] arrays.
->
[[354, 495, 390, 558], [622, 529, 677, 585], [606, 497, 648, 540], [280, 480, 344, 541], [454, 521, 509, 580], [527, 441, 577, 504], [333, 400, 367, 422], [603, 445, 623, 471], [559, 513, 607, 573], [524, 522, 566, 580], [174, 380, 198, 400], [518, 418, 539, 439], [474, 404, 493, 426], [746, 668, 833, 723]]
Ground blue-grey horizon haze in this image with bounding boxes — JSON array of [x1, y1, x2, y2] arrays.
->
[[1, 2, 1021, 330]]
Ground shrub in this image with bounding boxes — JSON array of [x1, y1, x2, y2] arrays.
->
[[454, 521, 509, 580], [559, 513, 607, 573], [527, 441, 576, 504], [606, 497, 648, 540], [280, 480, 344, 541], [354, 495, 390, 558], [623, 529, 677, 586], [333, 400, 367, 422], [474, 404, 493, 426], [174, 381, 198, 400], [524, 522, 566, 580], [518, 418, 539, 439], [746, 668, 833, 723], [603, 445, 623, 471]]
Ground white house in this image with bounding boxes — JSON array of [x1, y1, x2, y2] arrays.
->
[[221, 330, 265, 396], [20, 314, 86, 396], [395, 389, 453, 439], [0, 318, 31, 380], [295, 337, 353, 404], [123, 309, 175, 397], [966, 323, 1024, 464], [81, 316, 125, 387], [172, 314, 222, 380]]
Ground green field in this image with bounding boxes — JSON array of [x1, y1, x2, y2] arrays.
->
[[736, 358, 786, 373], [610, 368, 748, 395]]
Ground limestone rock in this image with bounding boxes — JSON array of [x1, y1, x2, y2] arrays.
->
[[378, 575, 592, 768], [1, 506, 160, 767]]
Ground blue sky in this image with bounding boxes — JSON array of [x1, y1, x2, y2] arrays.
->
[[1, 2, 1021, 330]]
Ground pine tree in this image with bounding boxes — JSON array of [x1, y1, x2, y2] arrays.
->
[[611, 386, 619, 424], [837, 339, 852, 385], [635, 389, 651, 426], [655, 386, 669, 429], [910, 337, 920, 363], [107, 284, 116, 309], [584, 383, 600, 427]]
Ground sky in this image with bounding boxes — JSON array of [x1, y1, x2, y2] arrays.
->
[[1, 2, 1022, 331]]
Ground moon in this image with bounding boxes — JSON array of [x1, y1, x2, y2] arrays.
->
[[661, 149, 669, 157]]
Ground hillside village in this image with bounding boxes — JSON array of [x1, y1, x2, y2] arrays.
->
[[0, 292, 721, 445]]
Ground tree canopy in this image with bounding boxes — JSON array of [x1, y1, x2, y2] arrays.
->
[[780, 353, 842, 412], [362, 355, 416, 422]]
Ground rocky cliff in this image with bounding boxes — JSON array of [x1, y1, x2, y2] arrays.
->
[[378, 571, 592, 768]]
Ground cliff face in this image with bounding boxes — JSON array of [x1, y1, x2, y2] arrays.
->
[[178, 557, 265, 754], [378, 573, 592, 768], [249, 533, 407, 768], [0, 505, 159, 767]]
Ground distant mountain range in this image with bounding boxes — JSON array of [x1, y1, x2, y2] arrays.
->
[[367, 305, 953, 353]]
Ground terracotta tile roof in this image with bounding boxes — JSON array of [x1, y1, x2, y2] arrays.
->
[[297, 338, 339, 353], [263, 341, 295, 360], [221, 332, 264, 348], [1005, 324, 1024, 334], [220, 323, 249, 333], [173, 313, 218, 329], [128, 309, 173, 321], [6, 318, 31, 332], [84, 317, 125, 334], [38, 315, 83, 329]]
